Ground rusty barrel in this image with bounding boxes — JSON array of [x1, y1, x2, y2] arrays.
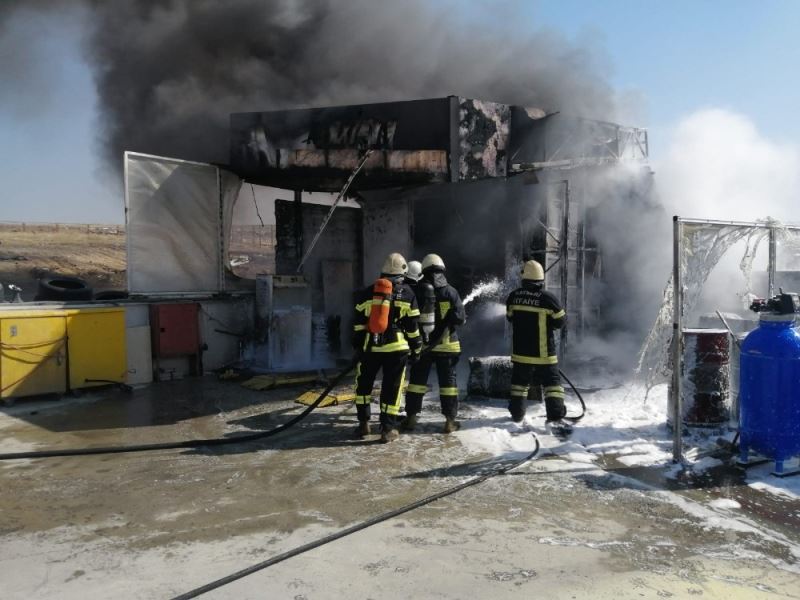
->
[[680, 328, 731, 426]]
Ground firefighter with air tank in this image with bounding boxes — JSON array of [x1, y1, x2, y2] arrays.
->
[[351, 253, 422, 443], [505, 259, 568, 427], [402, 253, 466, 434], [404, 260, 437, 343]]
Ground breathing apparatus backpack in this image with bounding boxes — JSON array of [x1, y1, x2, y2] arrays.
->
[[418, 281, 436, 342], [368, 278, 393, 344]]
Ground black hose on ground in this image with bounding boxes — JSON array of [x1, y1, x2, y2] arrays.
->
[[171, 426, 540, 600], [559, 369, 586, 422], [0, 361, 358, 461]]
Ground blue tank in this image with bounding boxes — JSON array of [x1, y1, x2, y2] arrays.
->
[[739, 315, 800, 473]]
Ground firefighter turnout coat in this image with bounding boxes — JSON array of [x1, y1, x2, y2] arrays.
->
[[352, 277, 421, 355], [505, 281, 565, 364], [426, 271, 465, 354]]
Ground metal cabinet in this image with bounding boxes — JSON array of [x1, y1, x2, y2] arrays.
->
[[67, 308, 127, 389], [0, 307, 127, 399], [150, 303, 201, 378], [0, 311, 68, 399], [150, 303, 201, 357]]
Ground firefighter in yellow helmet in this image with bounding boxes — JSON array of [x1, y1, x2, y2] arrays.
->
[[351, 253, 422, 443], [505, 259, 567, 424], [402, 253, 466, 433]]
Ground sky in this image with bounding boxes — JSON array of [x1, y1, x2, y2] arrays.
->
[[1, 0, 799, 224]]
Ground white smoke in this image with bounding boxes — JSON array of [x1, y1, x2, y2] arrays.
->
[[636, 109, 800, 384], [655, 108, 800, 222]]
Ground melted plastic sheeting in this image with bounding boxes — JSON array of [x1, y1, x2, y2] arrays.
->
[[636, 222, 766, 392], [125, 153, 241, 294]]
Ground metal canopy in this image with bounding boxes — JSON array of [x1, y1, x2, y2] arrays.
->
[[229, 97, 648, 192]]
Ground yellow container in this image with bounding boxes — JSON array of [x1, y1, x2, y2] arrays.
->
[[0, 306, 127, 398], [66, 308, 127, 389], [0, 312, 68, 399]]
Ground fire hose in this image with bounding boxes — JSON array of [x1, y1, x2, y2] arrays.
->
[[0, 350, 589, 597], [0, 360, 359, 461], [0, 356, 584, 463], [170, 367, 589, 598], [560, 369, 586, 422], [170, 424, 540, 600]]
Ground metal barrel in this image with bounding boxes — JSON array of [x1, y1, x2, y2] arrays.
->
[[680, 328, 731, 426]]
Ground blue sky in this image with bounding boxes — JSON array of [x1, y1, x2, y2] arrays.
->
[[1, 0, 799, 223], [528, 0, 800, 154]]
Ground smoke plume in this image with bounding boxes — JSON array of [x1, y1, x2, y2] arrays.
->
[[2, 0, 618, 167], [655, 108, 800, 314], [656, 109, 800, 223]]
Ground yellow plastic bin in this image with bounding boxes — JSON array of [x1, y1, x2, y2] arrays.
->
[[0, 306, 127, 399], [66, 307, 127, 389], [0, 310, 68, 399]]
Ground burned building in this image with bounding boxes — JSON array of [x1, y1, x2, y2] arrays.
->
[[123, 96, 651, 371]]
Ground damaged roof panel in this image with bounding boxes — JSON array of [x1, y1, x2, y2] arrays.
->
[[229, 96, 646, 191]]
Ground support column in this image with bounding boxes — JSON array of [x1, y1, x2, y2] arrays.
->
[[293, 189, 303, 272], [672, 216, 684, 463]]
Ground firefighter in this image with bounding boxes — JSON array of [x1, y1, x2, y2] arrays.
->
[[405, 260, 436, 344], [352, 252, 422, 443], [402, 253, 465, 434], [405, 260, 423, 288], [505, 259, 567, 424]]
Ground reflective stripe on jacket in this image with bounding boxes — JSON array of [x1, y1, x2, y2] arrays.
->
[[506, 282, 565, 364], [426, 271, 465, 354], [352, 277, 421, 354]]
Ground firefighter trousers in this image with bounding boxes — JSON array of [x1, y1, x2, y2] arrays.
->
[[509, 362, 566, 421], [405, 353, 459, 419], [354, 351, 408, 430]]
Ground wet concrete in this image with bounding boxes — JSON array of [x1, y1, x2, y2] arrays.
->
[[0, 378, 799, 599]]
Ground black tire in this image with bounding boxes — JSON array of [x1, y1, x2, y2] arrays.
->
[[37, 276, 94, 301], [94, 290, 129, 301]]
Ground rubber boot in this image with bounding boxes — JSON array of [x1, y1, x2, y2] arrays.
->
[[400, 414, 418, 431], [509, 398, 526, 423], [354, 404, 372, 438], [380, 428, 400, 444], [355, 420, 371, 439], [545, 398, 566, 422], [442, 417, 461, 434]]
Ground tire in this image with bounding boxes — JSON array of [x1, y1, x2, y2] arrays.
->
[[37, 276, 94, 301]]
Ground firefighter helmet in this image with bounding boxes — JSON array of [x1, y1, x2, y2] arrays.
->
[[521, 260, 544, 281], [406, 260, 423, 282], [381, 252, 408, 276], [421, 253, 445, 272]]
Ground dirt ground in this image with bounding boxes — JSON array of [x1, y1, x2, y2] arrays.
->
[[1, 378, 799, 599], [0, 224, 126, 300]]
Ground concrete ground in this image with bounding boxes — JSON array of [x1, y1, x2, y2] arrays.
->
[[1, 377, 799, 599]]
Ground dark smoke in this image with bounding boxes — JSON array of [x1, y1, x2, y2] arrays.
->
[[2, 0, 617, 167]]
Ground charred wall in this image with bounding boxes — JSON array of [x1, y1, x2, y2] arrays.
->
[[229, 96, 514, 191], [274, 199, 362, 354]]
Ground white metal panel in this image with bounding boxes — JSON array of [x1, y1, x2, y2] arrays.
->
[[125, 325, 153, 385], [124, 304, 150, 328], [125, 152, 221, 294]]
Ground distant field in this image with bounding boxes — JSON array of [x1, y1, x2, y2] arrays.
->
[[0, 223, 126, 301], [0, 222, 274, 300]]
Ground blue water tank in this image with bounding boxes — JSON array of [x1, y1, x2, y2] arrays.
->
[[739, 315, 800, 473]]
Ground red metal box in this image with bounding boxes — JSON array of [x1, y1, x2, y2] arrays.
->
[[150, 303, 200, 358]]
